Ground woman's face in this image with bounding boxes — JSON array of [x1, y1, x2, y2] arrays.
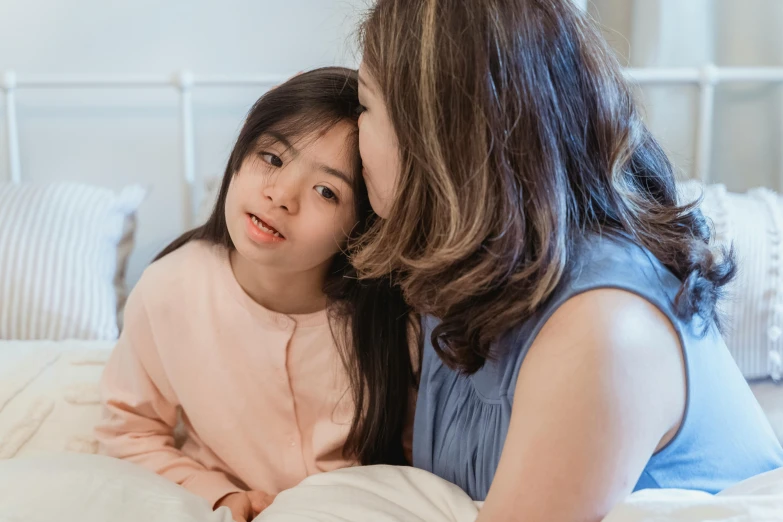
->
[[357, 65, 401, 219]]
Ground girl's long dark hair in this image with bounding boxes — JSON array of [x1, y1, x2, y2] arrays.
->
[[155, 67, 418, 465]]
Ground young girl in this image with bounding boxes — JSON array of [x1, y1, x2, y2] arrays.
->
[[95, 67, 417, 522], [353, 1, 783, 522]]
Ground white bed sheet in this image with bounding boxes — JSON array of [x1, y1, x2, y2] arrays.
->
[[0, 340, 113, 459], [2, 339, 783, 522]]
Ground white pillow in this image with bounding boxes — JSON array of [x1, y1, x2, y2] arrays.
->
[[258, 465, 480, 522], [679, 181, 783, 381], [0, 456, 475, 522], [0, 182, 145, 340], [0, 454, 232, 522]]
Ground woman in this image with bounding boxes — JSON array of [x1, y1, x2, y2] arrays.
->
[[352, 1, 783, 521]]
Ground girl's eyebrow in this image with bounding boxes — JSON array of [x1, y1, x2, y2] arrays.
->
[[318, 164, 352, 186], [267, 131, 352, 186], [267, 132, 296, 153]]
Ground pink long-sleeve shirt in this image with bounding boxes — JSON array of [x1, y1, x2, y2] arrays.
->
[[96, 240, 375, 507]]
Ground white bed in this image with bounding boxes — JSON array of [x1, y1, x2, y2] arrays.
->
[[0, 340, 112, 459], [0, 336, 783, 522], [3, 447, 783, 522]]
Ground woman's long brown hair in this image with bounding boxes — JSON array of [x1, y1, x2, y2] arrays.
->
[[155, 67, 418, 465], [355, 0, 735, 374]]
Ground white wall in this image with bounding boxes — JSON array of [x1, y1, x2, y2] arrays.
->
[[0, 0, 367, 286], [591, 0, 783, 189], [712, 0, 783, 192], [8, 0, 782, 288]]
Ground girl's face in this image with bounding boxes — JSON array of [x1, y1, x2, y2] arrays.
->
[[357, 65, 401, 219], [224, 121, 358, 276]]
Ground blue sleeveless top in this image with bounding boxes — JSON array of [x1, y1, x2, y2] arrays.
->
[[413, 234, 783, 500]]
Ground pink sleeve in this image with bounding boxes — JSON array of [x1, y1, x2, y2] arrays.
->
[[94, 285, 243, 508]]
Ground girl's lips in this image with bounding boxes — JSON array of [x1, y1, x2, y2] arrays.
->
[[246, 214, 286, 244]]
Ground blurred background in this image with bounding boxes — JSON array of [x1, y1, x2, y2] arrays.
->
[[1, 0, 783, 285], [591, 0, 783, 192]]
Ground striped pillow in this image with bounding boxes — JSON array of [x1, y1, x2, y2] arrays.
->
[[0, 183, 145, 340], [680, 181, 783, 381]]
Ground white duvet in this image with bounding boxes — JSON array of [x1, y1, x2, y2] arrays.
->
[[2, 453, 783, 522], [0, 340, 112, 459], [605, 469, 783, 522], [263, 466, 783, 522], [3, 340, 783, 522]]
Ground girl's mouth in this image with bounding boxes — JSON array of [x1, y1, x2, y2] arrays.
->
[[247, 214, 286, 242]]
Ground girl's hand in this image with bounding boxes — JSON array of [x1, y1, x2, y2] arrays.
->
[[215, 492, 253, 522], [247, 490, 276, 517], [215, 491, 276, 522]]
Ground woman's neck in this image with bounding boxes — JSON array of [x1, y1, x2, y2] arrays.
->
[[229, 250, 329, 315]]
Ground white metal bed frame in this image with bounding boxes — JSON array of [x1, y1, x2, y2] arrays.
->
[[0, 71, 287, 227], [3, 65, 783, 226]]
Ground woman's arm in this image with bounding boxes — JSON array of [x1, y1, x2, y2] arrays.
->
[[477, 288, 686, 522]]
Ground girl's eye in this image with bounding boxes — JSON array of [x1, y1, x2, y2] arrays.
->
[[260, 153, 283, 168], [315, 186, 338, 202]]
